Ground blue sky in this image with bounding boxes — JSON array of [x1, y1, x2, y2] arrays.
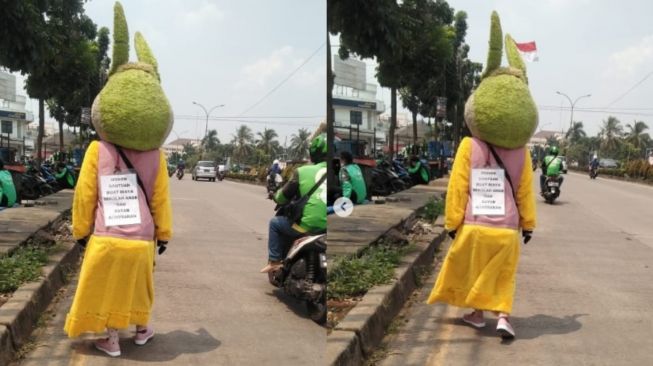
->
[[343, 0, 653, 137], [18, 0, 326, 145]]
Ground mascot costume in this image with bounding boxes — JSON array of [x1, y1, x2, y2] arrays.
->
[[426, 11, 537, 339], [64, 2, 173, 357]]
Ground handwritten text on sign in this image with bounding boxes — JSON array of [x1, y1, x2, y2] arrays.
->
[[471, 168, 505, 216], [100, 174, 142, 227]]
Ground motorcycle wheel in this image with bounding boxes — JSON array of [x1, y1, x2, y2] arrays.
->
[[21, 184, 39, 200], [306, 294, 326, 325]]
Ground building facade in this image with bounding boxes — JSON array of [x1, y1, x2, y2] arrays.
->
[[332, 57, 385, 157], [0, 72, 34, 157]]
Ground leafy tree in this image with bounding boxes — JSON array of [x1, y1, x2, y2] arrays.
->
[[256, 127, 280, 161], [231, 125, 254, 164], [624, 121, 650, 157], [565, 121, 586, 144], [289, 128, 312, 160], [599, 116, 623, 155], [182, 142, 197, 157], [201, 129, 220, 152]]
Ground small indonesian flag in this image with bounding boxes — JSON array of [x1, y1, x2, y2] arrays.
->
[[515, 41, 538, 62]]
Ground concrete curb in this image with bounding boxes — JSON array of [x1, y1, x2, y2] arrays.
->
[[327, 216, 447, 366], [0, 216, 80, 366]]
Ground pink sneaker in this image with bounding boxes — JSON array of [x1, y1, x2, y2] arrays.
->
[[496, 317, 515, 339], [94, 337, 121, 357], [134, 326, 154, 345], [462, 311, 486, 328]]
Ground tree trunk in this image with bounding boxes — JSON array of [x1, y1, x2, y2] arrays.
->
[[388, 87, 397, 158], [58, 119, 64, 154], [36, 99, 45, 164], [412, 109, 418, 153]]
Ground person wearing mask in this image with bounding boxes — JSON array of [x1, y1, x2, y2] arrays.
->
[[408, 155, 430, 185], [0, 159, 17, 208], [260, 134, 327, 273], [339, 151, 367, 204]]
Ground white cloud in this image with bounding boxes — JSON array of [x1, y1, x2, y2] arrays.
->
[[238, 46, 325, 89], [181, 1, 224, 26], [604, 35, 653, 79]]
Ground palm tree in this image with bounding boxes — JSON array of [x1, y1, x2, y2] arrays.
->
[[256, 127, 279, 159], [599, 116, 623, 154], [231, 125, 254, 164], [565, 121, 587, 144], [182, 142, 197, 157], [201, 129, 220, 152], [625, 121, 650, 157], [289, 128, 311, 160]]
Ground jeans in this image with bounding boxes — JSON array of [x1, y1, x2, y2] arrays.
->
[[268, 216, 304, 261]]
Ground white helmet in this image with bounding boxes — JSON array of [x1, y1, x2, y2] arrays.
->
[[273, 159, 279, 164]]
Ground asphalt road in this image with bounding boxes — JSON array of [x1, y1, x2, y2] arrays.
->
[[377, 172, 653, 366], [17, 178, 324, 365]]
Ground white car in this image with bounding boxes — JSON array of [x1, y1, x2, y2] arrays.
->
[[192, 161, 217, 181]]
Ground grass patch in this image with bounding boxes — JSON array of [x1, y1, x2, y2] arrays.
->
[[0, 246, 49, 293], [422, 197, 444, 223], [328, 244, 411, 301]]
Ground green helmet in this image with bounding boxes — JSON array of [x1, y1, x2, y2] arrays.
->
[[550, 146, 559, 155], [309, 133, 327, 163]]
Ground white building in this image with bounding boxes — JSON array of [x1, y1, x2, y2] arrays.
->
[[162, 138, 201, 158], [332, 57, 385, 157], [0, 71, 34, 157]]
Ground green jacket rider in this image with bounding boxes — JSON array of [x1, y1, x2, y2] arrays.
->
[[261, 134, 327, 273], [55, 163, 76, 189], [408, 156, 430, 185], [539, 146, 564, 193], [339, 150, 367, 204]]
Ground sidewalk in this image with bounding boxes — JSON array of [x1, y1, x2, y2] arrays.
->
[[0, 190, 74, 256], [327, 179, 448, 259]]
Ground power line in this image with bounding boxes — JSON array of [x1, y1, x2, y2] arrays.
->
[[173, 115, 319, 127], [539, 105, 653, 117], [604, 70, 653, 108], [237, 42, 326, 116]]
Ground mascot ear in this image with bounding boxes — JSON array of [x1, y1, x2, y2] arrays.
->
[[109, 2, 129, 76], [505, 34, 528, 83], [135, 32, 160, 80], [481, 11, 502, 79]]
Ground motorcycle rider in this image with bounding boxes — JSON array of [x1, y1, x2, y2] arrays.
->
[[0, 159, 17, 208], [589, 155, 599, 176], [260, 134, 327, 273], [54, 162, 76, 189], [408, 155, 430, 185], [267, 159, 282, 194], [339, 150, 367, 204], [540, 146, 563, 194], [176, 159, 185, 175]]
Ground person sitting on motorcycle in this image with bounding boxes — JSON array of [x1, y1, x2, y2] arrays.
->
[[540, 146, 563, 194], [260, 134, 327, 273], [269, 159, 281, 178], [590, 156, 599, 173], [54, 162, 76, 189], [0, 159, 17, 208], [176, 159, 185, 174], [408, 155, 430, 185], [339, 150, 367, 204]]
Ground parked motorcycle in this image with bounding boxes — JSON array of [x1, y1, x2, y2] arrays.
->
[[370, 160, 406, 196], [391, 159, 414, 188], [542, 175, 562, 204], [267, 233, 327, 324]]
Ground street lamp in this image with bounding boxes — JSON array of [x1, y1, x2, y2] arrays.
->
[[555, 91, 591, 135], [192, 101, 225, 141]]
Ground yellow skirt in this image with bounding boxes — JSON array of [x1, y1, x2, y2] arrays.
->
[[426, 224, 520, 314], [64, 235, 155, 338]]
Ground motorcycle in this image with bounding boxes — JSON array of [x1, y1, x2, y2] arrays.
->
[[268, 233, 327, 324], [217, 171, 225, 181], [589, 167, 598, 179], [266, 173, 283, 197], [370, 160, 406, 196], [391, 159, 414, 188], [176, 167, 184, 180], [542, 175, 562, 204]]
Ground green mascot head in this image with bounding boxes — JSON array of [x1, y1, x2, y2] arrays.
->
[[464, 11, 538, 149], [91, 2, 173, 151]]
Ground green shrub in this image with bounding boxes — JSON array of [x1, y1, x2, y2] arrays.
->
[[0, 246, 49, 293], [422, 197, 444, 223]]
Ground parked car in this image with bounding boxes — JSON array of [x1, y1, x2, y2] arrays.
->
[[599, 158, 619, 169], [558, 155, 568, 174], [192, 161, 217, 181]]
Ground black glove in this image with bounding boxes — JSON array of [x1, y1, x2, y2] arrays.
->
[[157, 240, 168, 255], [448, 230, 456, 240], [76, 238, 87, 249], [522, 230, 533, 244]]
